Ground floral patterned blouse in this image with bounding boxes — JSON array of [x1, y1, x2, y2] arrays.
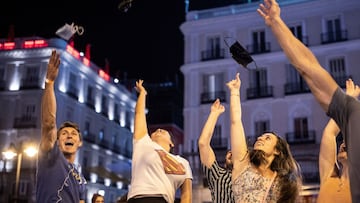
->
[[232, 165, 280, 203]]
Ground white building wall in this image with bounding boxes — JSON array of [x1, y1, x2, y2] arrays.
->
[[180, 0, 360, 202]]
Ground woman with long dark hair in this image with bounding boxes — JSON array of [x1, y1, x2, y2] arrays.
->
[[227, 73, 302, 203]]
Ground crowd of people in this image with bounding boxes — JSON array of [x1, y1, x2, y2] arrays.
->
[[35, 0, 360, 202]]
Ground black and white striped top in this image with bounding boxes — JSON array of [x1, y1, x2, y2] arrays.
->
[[203, 161, 235, 203]]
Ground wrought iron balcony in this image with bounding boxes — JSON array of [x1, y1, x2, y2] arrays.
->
[[321, 30, 348, 44], [285, 130, 316, 144], [246, 86, 273, 99]]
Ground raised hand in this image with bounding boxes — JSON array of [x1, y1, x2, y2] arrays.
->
[[345, 78, 360, 99], [257, 0, 281, 27], [135, 79, 147, 95], [211, 98, 225, 115], [226, 72, 241, 92], [46, 50, 60, 82]]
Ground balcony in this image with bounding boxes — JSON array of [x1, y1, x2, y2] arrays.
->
[[201, 48, 225, 61], [284, 82, 310, 95], [200, 90, 226, 104], [246, 42, 271, 54], [321, 30, 348, 44], [285, 130, 316, 144], [246, 86, 273, 99]]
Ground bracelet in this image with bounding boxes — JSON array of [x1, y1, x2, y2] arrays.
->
[[231, 94, 239, 96], [45, 78, 54, 84]]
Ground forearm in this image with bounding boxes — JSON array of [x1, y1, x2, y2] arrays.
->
[[180, 179, 192, 203], [198, 113, 219, 145], [134, 91, 148, 139], [40, 81, 57, 151], [269, 17, 337, 111], [229, 92, 247, 160]]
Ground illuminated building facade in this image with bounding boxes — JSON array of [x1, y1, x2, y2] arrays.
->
[[180, 0, 360, 202], [0, 37, 136, 203]]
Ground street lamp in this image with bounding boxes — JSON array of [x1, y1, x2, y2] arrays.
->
[[2, 142, 38, 203]]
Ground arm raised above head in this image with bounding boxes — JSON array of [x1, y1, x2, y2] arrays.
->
[[257, 0, 338, 112], [133, 79, 149, 140], [227, 73, 249, 179], [40, 50, 60, 152], [198, 99, 225, 167]]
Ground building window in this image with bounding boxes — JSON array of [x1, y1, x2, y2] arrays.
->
[[67, 72, 78, 99], [86, 86, 95, 108], [201, 73, 226, 103], [99, 129, 104, 141], [247, 68, 273, 99], [249, 30, 268, 54], [285, 64, 309, 94], [83, 120, 90, 137], [294, 117, 309, 139], [101, 95, 108, 117], [201, 35, 224, 61], [21, 65, 40, 89], [329, 57, 347, 87], [322, 16, 347, 43]]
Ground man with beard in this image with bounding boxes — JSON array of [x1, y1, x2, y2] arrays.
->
[[36, 50, 86, 203], [227, 73, 302, 203], [198, 99, 235, 203]]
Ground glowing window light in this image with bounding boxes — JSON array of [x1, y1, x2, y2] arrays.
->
[[66, 45, 80, 59], [82, 57, 90, 66], [23, 39, 48, 48], [4, 42, 15, 50], [99, 69, 110, 82]]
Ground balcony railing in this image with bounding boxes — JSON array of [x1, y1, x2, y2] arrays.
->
[[246, 42, 271, 54], [246, 86, 273, 99], [200, 90, 226, 104], [285, 130, 316, 144], [284, 82, 310, 95], [201, 48, 225, 61], [321, 30, 348, 44]]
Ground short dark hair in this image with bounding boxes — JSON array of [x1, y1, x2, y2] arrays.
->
[[57, 121, 81, 140]]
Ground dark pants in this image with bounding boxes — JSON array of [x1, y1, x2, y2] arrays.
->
[[127, 197, 167, 203]]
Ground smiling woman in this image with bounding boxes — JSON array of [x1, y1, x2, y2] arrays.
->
[[227, 73, 302, 203]]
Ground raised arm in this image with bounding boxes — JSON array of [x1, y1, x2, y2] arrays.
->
[[257, 0, 338, 112], [133, 79, 149, 140], [227, 73, 249, 179], [40, 50, 60, 152], [198, 99, 225, 167], [319, 119, 340, 183]]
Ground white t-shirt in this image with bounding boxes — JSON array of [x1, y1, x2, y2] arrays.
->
[[128, 135, 193, 203]]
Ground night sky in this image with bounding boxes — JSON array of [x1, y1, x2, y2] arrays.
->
[[0, 0, 186, 83]]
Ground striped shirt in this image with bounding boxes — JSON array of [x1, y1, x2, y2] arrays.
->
[[203, 161, 235, 203]]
